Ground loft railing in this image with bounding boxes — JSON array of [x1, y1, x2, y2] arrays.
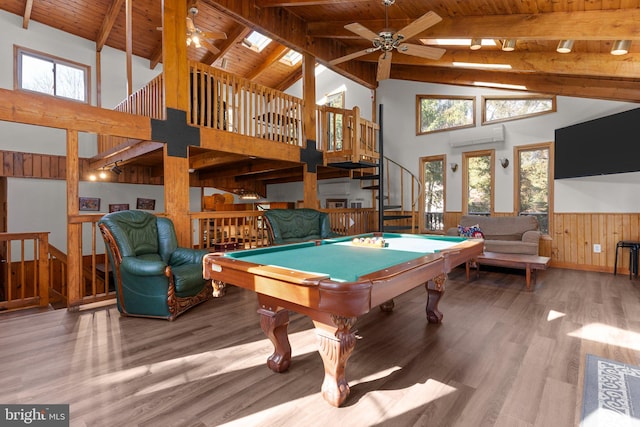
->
[[98, 65, 379, 168]]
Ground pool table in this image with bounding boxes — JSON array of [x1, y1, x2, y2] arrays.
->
[[202, 232, 483, 406]]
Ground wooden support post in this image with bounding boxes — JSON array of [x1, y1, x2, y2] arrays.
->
[[160, 0, 191, 245], [66, 130, 82, 308], [302, 52, 319, 209]]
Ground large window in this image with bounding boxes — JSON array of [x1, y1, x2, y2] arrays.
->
[[15, 46, 90, 103], [516, 143, 553, 234], [420, 156, 445, 232], [482, 95, 555, 125], [416, 95, 475, 135], [463, 150, 494, 215]]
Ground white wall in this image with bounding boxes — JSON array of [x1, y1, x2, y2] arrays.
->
[[376, 79, 639, 213]]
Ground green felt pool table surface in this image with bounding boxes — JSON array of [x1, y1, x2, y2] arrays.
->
[[223, 233, 468, 282]]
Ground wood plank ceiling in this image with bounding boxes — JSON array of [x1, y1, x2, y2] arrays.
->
[[3, 0, 640, 193]]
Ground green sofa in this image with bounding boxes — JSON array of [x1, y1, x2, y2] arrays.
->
[[264, 208, 338, 245], [98, 210, 213, 320]]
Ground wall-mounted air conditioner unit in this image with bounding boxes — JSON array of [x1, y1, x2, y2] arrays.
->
[[448, 124, 505, 148]]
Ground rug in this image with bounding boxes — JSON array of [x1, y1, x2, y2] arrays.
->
[[581, 354, 640, 427]]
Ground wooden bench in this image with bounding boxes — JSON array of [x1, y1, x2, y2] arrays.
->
[[466, 252, 551, 290]]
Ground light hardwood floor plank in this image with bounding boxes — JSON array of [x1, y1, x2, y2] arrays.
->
[[2, 266, 640, 426]]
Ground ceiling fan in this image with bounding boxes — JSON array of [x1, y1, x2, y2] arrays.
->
[[330, 0, 445, 81], [186, 6, 227, 55]]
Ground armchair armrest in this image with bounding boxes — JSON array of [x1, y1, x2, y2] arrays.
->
[[121, 256, 167, 276], [170, 247, 209, 266]]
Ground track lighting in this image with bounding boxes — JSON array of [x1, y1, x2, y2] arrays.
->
[[110, 162, 122, 175], [470, 38, 482, 50], [611, 40, 631, 55], [502, 39, 516, 51], [556, 40, 574, 53]]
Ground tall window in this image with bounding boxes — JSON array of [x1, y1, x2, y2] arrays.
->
[[420, 156, 445, 232], [464, 150, 494, 215], [15, 46, 90, 103], [516, 143, 552, 234]]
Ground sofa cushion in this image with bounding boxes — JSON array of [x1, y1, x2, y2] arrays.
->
[[457, 224, 485, 239], [460, 215, 538, 241], [484, 240, 539, 255]]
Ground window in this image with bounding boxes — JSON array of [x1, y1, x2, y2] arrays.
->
[[324, 91, 345, 151], [516, 143, 553, 234], [420, 156, 445, 232], [243, 31, 272, 53], [482, 95, 555, 124], [15, 46, 90, 103], [417, 95, 475, 135], [463, 150, 494, 215]]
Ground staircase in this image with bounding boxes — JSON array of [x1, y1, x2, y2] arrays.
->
[[351, 157, 421, 232]]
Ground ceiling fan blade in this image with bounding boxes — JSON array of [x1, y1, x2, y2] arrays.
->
[[377, 51, 392, 81], [396, 11, 442, 41], [186, 17, 196, 33], [201, 39, 220, 55], [398, 43, 445, 60], [202, 30, 227, 40], [329, 48, 376, 65], [344, 22, 380, 41]]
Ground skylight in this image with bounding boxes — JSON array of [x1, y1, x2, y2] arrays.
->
[[243, 31, 272, 53], [280, 50, 302, 66]]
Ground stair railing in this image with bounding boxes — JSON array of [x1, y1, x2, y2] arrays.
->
[[381, 156, 422, 233]]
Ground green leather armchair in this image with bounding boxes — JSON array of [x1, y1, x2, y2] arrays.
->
[[264, 208, 338, 245], [98, 210, 212, 320]]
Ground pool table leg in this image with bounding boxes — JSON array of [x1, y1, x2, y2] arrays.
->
[[314, 316, 358, 407], [258, 307, 291, 373], [425, 273, 447, 323]]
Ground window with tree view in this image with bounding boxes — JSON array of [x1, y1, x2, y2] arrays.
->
[[483, 95, 555, 124], [517, 144, 551, 234], [16, 46, 89, 103], [420, 156, 445, 232], [464, 150, 494, 215], [417, 95, 475, 135]]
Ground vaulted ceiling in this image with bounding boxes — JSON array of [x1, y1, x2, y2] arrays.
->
[[3, 0, 640, 102]]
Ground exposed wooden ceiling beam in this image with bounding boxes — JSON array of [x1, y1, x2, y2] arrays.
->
[[96, 0, 126, 51], [246, 45, 288, 80], [390, 65, 640, 103], [201, 23, 250, 66], [308, 9, 640, 40], [256, 0, 369, 6], [22, 0, 33, 29], [350, 51, 640, 79]]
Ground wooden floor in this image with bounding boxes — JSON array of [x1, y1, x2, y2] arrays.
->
[[2, 266, 640, 427]]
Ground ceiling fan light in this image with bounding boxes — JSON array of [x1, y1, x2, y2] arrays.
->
[[502, 39, 516, 51], [556, 40, 574, 53], [470, 38, 482, 50], [611, 40, 631, 55], [192, 35, 201, 48]]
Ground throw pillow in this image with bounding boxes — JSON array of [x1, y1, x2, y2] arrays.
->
[[458, 224, 485, 239]]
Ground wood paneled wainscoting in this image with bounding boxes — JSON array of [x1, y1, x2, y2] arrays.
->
[[443, 211, 640, 274]]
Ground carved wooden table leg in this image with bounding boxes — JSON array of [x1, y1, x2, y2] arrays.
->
[[212, 280, 226, 297], [313, 315, 357, 407], [425, 273, 446, 323], [258, 307, 291, 373]]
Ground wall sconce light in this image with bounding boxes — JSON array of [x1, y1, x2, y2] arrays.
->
[[611, 40, 631, 55], [470, 38, 482, 50], [556, 40, 574, 53], [502, 39, 516, 51], [450, 163, 458, 172], [500, 158, 509, 168], [110, 162, 122, 175]]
